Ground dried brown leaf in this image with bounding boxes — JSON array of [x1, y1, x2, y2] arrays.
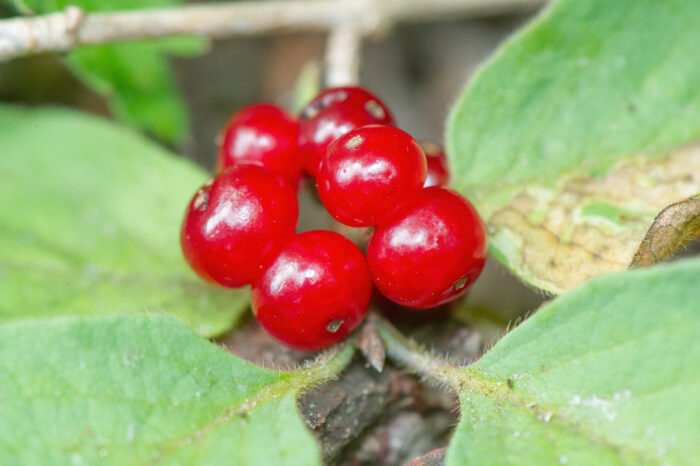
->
[[405, 447, 446, 466], [630, 194, 700, 267], [357, 314, 386, 372]]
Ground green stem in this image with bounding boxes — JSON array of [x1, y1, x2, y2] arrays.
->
[[294, 338, 355, 383], [373, 314, 464, 389], [375, 315, 540, 406]]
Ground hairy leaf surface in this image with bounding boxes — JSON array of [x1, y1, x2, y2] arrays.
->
[[0, 314, 352, 464]]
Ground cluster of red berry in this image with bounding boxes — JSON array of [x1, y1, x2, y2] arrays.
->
[[181, 87, 487, 351]]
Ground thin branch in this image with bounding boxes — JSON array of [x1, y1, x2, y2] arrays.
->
[[0, 1, 358, 61], [0, 0, 545, 61], [324, 23, 363, 87], [0, 7, 85, 60]]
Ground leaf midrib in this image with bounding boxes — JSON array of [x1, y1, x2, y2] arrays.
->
[[147, 343, 354, 464]]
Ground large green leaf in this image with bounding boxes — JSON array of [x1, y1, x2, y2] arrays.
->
[[0, 314, 353, 464], [0, 104, 247, 336], [8, 0, 205, 143], [447, 0, 700, 293], [379, 258, 700, 465]]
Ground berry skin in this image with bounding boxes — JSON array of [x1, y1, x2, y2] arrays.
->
[[317, 125, 427, 227], [421, 142, 450, 188], [298, 86, 394, 177], [367, 187, 487, 309], [251, 230, 372, 351], [217, 104, 302, 186], [181, 165, 298, 288]]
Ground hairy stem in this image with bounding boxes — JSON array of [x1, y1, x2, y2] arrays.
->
[[373, 314, 465, 389]]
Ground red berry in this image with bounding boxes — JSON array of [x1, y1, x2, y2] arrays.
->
[[317, 125, 427, 227], [217, 104, 302, 186], [181, 165, 298, 288], [298, 86, 394, 177], [367, 187, 487, 309], [421, 142, 450, 188], [251, 230, 372, 351]]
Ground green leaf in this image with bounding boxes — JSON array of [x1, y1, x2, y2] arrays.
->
[[379, 258, 700, 465], [0, 314, 354, 464], [447, 0, 700, 293], [0, 104, 246, 336], [10, 0, 205, 143]]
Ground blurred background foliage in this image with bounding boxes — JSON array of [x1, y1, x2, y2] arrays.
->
[[4, 0, 204, 143]]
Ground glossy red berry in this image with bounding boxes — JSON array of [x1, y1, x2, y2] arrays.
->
[[298, 86, 394, 177], [317, 125, 427, 227], [181, 165, 298, 288], [217, 104, 302, 186], [251, 230, 372, 351], [421, 142, 450, 188], [367, 187, 487, 309]]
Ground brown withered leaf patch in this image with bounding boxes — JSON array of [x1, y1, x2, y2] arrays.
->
[[357, 314, 386, 373], [481, 144, 700, 293]]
